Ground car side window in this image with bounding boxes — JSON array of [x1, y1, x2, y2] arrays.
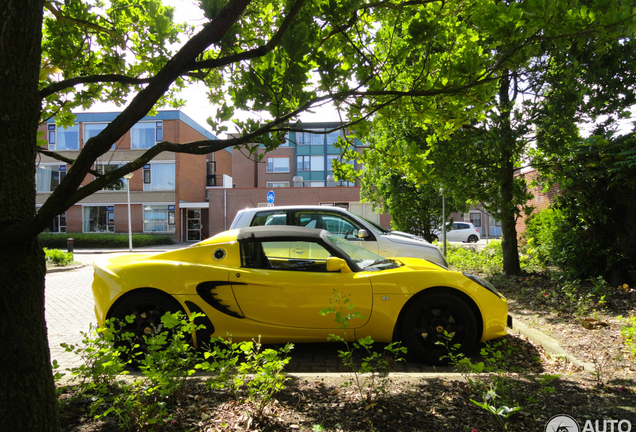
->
[[242, 240, 333, 272], [250, 211, 287, 226], [295, 211, 365, 241]]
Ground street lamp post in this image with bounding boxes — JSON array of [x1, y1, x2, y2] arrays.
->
[[441, 190, 446, 257], [124, 173, 134, 251]]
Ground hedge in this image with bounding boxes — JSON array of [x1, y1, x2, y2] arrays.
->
[[38, 232, 175, 249]]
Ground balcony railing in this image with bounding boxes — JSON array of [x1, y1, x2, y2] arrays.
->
[[207, 175, 223, 187]]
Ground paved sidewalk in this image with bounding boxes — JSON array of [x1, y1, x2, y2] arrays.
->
[[46, 266, 96, 371]]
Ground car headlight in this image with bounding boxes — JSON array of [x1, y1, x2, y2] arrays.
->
[[463, 273, 503, 298]]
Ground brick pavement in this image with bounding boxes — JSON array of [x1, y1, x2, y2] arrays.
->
[[46, 266, 96, 371], [45, 264, 449, 375]]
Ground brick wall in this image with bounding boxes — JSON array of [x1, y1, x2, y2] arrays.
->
[[515, 169, 560, 235]]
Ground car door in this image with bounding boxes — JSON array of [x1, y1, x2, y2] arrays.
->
[[229, 238, 372, 329]]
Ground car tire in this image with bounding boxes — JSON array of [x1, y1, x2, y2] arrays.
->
[[109, 291, 185, 360], [400, 291, 478, 365], [468, 235, 478, 243]]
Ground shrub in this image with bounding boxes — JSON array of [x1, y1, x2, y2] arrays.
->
[[446, 240, 504, 275], [38, 232, 174, 249], [44, 248, 74, 266], [521, 208, 564, 268]]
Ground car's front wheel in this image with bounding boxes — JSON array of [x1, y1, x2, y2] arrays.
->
[[400, 292, 478, 364], [109, 291, 185, 359]]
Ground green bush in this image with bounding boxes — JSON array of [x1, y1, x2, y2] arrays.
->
[[446, 240, 504, 275], [521, 208, 564, 268], [44, 248, 74, 266], [38, 232, 174, 249]]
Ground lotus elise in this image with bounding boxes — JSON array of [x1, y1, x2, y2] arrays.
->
[[92, 226, 509, 363]]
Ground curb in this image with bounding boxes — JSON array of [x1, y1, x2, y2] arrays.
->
[[46, 264, 86, 274], [509, 313, 595, 372]]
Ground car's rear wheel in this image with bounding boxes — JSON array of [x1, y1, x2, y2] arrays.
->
[[468, 235, 478, 243], [109, 291, 185, 360], [400, 292, 478, 364]]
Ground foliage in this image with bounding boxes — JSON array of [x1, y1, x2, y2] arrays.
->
[[619, 315, 636, 359], [320, 290, 407, 406], [336, 116, 469, 241], [440, 334, 523, 431], [43, 248, 74, 267], [520, 208, 565, 269], [197, 337, 293, 421], [57, 313, 204, 430], [445, 241, 504, 275], [135, 312, 204, 399], [60, 319, 130, 398], [538, 133, 636, 284], [38, 232, 175, 249]]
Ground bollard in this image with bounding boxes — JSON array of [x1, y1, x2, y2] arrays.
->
[[67, 238, 74, 260]]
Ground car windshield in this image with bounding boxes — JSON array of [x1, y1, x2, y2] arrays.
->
[[325, 233, 401, 271]]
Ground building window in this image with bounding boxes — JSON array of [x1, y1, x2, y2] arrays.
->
[[47, 124, 79, 150], [83, 206, 115, 233], [142, 163, 175, 190], [266, 157, 290, 173], [470, 213, 482, 232], [132, 121, 162, 149], [309, 181, 325, 187], [84, 123, 108, 144], [144, 205, 176, 233], [293, 129, 324, 145], [95, 163, 125, 191], [297, 155, 310, 171], [310, 155, 324, 171], [326, 130, 342, 145], [266, 181, 290, 188], [47, 212, 67, 233], [36, 165, 66, 192]]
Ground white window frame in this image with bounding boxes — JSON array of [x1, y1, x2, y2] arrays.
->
[[132, 121, 163, 149], [47, 123, 80, 150], [82, 205, 115, 233], [143, 204, 176, 233], [36, 164, 67, 192], [266, 181, 290, 188], [142, 162, 175, 191], [266, 156, 290, 173]]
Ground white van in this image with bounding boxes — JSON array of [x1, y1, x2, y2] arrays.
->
[[230, 206, 447, 267]]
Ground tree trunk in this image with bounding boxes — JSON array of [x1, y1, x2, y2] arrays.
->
[[0, 2, 60, 431], [497, 74, 522, 275]]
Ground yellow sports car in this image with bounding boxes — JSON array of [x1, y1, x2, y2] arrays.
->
[[92, 226, 509, 363]]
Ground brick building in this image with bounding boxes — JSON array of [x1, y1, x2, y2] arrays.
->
[[206, 122, 388, 236], [38, 115, 386, 242], [37, 110, 227, 242]]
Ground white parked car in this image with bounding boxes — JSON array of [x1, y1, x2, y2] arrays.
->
[[432, 222, 481, 243], [230, 206, 447, 267]]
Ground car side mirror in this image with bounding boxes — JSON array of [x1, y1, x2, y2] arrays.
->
[[357, 229, 369, 239], [326, 257, 352, 273]]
